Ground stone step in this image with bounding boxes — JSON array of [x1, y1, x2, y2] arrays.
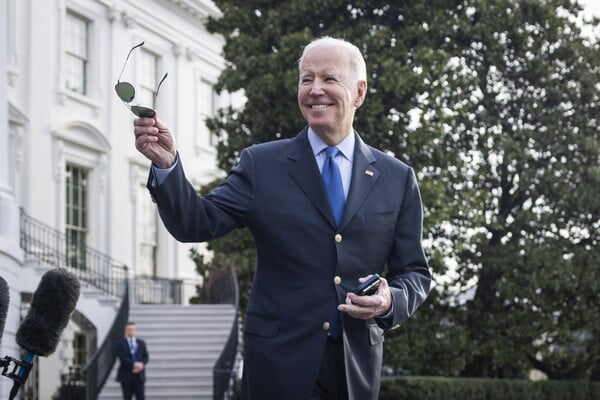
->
[[141, 330, 230, 339], [148, 350, 221, 361], [149, 343, 224, 353], [104, 364, 214, 380], [140, 321, 233, 331], [132, 316, 233, 324], [140, 390, 213, 398], [146, 335, 229, 345], [100, 386, 212, 400], [130, 304, 234, 314]]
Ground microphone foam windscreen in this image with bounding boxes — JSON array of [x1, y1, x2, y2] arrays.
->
[[16, 269, 80, 356], [0, 276, 9, 344]]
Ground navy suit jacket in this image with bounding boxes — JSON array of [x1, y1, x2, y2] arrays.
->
[[148, 127, 431, 400], [116, 338, 149, 384]]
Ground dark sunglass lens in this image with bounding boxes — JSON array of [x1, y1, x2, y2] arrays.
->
[[115, 82, 135, 102], [131, 105, 156, 118]]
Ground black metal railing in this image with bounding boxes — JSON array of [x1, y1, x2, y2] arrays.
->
[[212, 268, 240, 400], [82, 280, 129, 400], [57, 366, 85, 399], [55, 281, 129, 400], [19, 208, 128, 298], [131, 276, 202, 304], [19, 208, 130, 399]]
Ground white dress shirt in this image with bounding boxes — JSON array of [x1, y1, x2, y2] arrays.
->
[[307, 127, 354, 200]]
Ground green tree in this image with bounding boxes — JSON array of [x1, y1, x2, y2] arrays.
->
[[441, 0, 600, 379], [194, 0, 600, 379]]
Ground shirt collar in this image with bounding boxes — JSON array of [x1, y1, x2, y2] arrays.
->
[[307, 127, 355, 162]]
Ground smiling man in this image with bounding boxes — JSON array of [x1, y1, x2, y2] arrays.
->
[[298, 39, 367, 146], [132, 37, 431, 400]]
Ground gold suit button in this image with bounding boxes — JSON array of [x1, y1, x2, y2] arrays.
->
[[334, 276, 342, 285], [334, 234, 342, 243], [322, 321, 330, 331]]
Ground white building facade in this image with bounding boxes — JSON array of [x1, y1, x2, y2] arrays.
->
[[0, 0, 236, 398]]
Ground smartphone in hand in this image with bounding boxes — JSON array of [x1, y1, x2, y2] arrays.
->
[[353, 274, 381, 296]]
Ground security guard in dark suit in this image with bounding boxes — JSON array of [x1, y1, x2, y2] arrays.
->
[[116, 322, 149, 400]]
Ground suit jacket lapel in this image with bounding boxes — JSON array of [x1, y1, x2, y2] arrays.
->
[[287, 128, 379, 230], [287, 127, 337, 228], [339, 133, 379, 230]]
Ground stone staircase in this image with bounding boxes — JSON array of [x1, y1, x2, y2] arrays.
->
[[99, 304, 237, 400]]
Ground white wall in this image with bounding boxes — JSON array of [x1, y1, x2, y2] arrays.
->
[[0, 0, 23, 395]]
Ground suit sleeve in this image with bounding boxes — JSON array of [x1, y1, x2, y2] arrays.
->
[[376, 167, 431, 330], [147, 151, 255, 242], [140, 340, 149, 365], [116, 340, 134, 370]]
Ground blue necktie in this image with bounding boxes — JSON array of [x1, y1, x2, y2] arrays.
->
[[129, 339, 136, 362], [322, 147, 345, 226], [322, 146, 345, 337]]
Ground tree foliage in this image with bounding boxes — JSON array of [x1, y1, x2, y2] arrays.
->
[[194, 0, 600, 379]]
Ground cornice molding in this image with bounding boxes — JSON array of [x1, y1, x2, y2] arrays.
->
[[52, 121, 112, 153], [8, 102, 29, 126], [164, 0, 222, 20]]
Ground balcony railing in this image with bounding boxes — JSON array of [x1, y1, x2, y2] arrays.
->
[[19, 208, 128, 298], [131, 276, 202, 305]]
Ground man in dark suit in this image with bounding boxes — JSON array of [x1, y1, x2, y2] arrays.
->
[[132, 37, 431, 400], [116, 321, 149, 400]]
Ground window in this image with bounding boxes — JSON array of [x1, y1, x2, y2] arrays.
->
[[65, 12, 89, 94], [8, 131, 15, 190], [7, 122, 19, 191], [65, 165, 88, 269], [196, 79, 216, 146], [137, 49, 159, 108], [8, 104, 27, 197], [137, 183, 157, 276], [72, 333, 88, 367]]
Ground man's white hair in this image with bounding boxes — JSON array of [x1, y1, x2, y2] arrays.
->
[[298, 37, 367, 84]]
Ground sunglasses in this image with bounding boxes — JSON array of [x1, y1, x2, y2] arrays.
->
[[115, 42, 167, 118]]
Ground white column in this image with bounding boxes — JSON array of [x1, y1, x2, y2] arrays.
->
[[0, 4, 24, 400], [0, 0, 11, 204], [0, 0, 18, 245]]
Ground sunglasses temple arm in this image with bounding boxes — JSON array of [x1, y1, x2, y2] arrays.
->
[[119, 100, 133, 114], [117, 41, 145, 82], [154, 72, 168, 99]]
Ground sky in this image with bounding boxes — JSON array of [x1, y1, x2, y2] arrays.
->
[[578, 0, 600, 17], [576, 0, 600, 39]]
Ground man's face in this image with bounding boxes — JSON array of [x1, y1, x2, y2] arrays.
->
[[125, 324, 137, 338], [298, 44, 366, 145]]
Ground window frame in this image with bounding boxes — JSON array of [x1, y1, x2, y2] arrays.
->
[[136, 48, 160, 109], [65, 163, 89, 270], [59, 4, 102, 108], [195, 77, 217, 148], [64, 11, 90, 96], [52, 122, 111, 265], [130, 160, 163, 278]]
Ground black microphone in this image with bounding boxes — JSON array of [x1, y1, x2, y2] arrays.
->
[[16, 268, 81, 356], [0, 276, 9, 344], [8, 268, 80, 399]]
